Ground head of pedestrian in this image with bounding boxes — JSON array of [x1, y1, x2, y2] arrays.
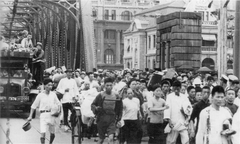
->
[[237, 89, 240, 99], [84, 80, 90, 90], [211, 86, 225, 107], [126, 88, 134, 99], [88, 72, 95, 81], [207, 76, 214, 87], [195, 87, 202, 102], [65, 69, 73, 79], [187, 86, 196, 99], [128, 79, 137, 90], [135, 79, 141, 90], [27, 34, 32, 40], [161, 79, 170, 94], [172, 80, 181, 96], [153, 85, 163, 99], [225, 89, 236, 104], [36, 42, 42, 49], [104, 77, 114, 94], [180, 83, 187, 95], [43, 78, 53, 92], [139, 79, 147, 90], [220, 74, 229, 86], [202, 86, 210, 101]]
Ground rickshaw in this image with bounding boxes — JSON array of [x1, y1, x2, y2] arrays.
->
[[71, 101, 83, 144]]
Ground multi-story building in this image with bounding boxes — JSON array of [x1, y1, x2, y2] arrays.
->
[[92, 0, 155, 70], [123, 0, 235, 71]]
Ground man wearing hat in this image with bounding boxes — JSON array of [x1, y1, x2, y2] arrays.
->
[[32, 42, 45, 84], [28, 78, 61, 144], [227, 75, 239, 92], [220, 74, 229, 90], [57, 68, 79, 131]]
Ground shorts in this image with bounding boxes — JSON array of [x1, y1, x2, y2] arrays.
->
[[40, 112, 56, 133], [97, 115, 116, 140]]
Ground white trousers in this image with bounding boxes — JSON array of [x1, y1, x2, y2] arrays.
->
[[166, 129, 189, 144]]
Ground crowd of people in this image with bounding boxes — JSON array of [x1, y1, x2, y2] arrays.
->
[[26, 66, 240, 144]]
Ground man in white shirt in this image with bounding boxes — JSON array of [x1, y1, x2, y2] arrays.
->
[[57, 69, 79, 131], [21, 34, 33, 48], [196, 86, 232, 144], [28, 78, 61, 144], [164, 80, 192, 144]]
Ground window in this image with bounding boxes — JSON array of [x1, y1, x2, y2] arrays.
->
[[153, 35, 156, 48], [111, 10, 116, 20], [202, 40, 215, 46], [153, 59, 156, 69], [92, 9, 97, 17], [199, 11, 204, 21], [104, 30, 116, 39], [206, 11, 209, 21], [104, 9, 109, 20], [104, 49, 114, 64], [121, 11, 132, 21], [127, 46, 130, 53], [148, 36, 151, 49]]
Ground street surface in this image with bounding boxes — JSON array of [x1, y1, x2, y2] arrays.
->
[[0, 110, 149, 144]]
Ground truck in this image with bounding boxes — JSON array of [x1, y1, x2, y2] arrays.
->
[[0, 50, 38, 112]]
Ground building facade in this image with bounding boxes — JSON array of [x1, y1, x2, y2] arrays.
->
[[92, 0, 155, 70], [123, 0, 235, 71]]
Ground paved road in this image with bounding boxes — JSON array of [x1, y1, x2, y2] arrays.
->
[[0, 110, 149, 144]]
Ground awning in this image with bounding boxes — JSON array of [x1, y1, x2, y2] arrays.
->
[[202, 34, 216, 41]]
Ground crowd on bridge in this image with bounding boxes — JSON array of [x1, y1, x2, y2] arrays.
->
[[1, 30, 240, 144], [26, 64, 240, 144]]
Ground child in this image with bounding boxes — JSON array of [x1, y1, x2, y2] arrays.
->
[[195, 87, 202, 102], [147, 85, 169, 144]]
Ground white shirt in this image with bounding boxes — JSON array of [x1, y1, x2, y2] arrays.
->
[[148, 97, 165, 123], [196, 106, 232, 144], [31, 91, 61, 111], [232, 108, 240, 144], [234, 97, 240, 107], [164, 92, 192, 124], [57, 77, 79, 103], [113, 81, 126, 93], [21, 38, 33, 48], [122, 97, 140, 120]]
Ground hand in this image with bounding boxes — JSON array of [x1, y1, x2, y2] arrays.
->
[[96, 106, 102, 111], [190, 130, 195, 138], [116, 121, 122, 128], [65, 88, 69, 92], [165, 105, 169, 109], [169, 120, 174, 128], [27, 117, 32, 121], [139, 114, 143, 120]]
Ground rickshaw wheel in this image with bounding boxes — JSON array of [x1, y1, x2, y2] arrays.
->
[[71, 109, 82, 144]]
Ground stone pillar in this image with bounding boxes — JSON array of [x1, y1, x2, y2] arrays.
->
[[234, 0, 240, 78], [217, 0, 227, 79], [100, 28, 105, 64], [116, 30, 121, 64]]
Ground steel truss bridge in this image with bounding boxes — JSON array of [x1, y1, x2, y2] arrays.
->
[[0, 0, 96, 71]]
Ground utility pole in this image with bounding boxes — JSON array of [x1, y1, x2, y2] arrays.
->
[[234, 0, 240, 78], [217, 0, 227, 79]]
